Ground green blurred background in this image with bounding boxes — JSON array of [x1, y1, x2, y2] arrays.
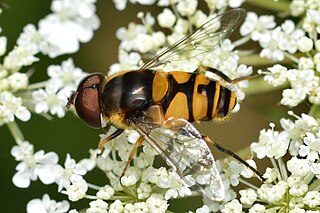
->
[[0, 1, 290, 212]]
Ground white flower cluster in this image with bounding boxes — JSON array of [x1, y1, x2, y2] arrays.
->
[[0, 0, 98, 126], [206, 112, 320, 212], [19, 129, 194, 212], [242, 1, 320, 107]]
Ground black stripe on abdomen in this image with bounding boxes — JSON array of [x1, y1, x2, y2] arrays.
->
[[161, 74, 196, 121], [217, 87, 231, 117]]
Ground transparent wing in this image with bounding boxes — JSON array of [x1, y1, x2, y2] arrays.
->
[[140, 8, 245, 70], [132, 117, 225, 201]]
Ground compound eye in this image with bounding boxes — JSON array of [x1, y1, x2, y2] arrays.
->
[[74, 74, 102, 128]]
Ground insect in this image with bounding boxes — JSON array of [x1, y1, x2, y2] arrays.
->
[[66, 9, 264, 201]]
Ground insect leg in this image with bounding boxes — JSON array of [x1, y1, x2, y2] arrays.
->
[[120, 136, 145, 179], [202, 135, 266, 182], [98, 128, 124, 153]]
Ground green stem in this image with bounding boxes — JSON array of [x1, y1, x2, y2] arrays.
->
[[277, 158, 288, 181], [284, 52, 299, 64], [7, 121, 24, 145], [309, 179, 320, 191], [270, 158, 282, 180], [108, 195, 135, 201], [309, 105, 320, 122], [84, 194, 98, 200], [233, 36, 251, 48], [25, 81, 48, 90], [239, 178, 259, 190], [246, 0, 289, 12], [87, 183, 101, 191], [242, 77, 288, 95], [303, 172, 314, 186]]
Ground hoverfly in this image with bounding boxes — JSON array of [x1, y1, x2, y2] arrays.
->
[[67, 9, 264, 201]]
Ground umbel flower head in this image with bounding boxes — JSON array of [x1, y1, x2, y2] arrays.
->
[[3, 0, 320, 212]]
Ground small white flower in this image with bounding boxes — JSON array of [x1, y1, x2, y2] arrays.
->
[[4, 46, 39, 70], [55, 154, 88, 192], [11, 141, 59, 188], [228, 0, 245, 8], [299, 57, 314, 70], [109, 50, 142, 74], [278, 20, 304, 54], [109, 200, 124, 213], [27, 194, 70, 213], [120, 167, 140, 186], [133, 33, 155, 53], [0, 36, 7, 56], [251, 125, 290, 159], [263, 167, 279, 183], [32, 80, 66, 118], [0, 91, 31, 125], [280, 112, 319, 156], [258, 181, 288, 203], [240, 12, 276, 41], [151, 31, 166, 47], [240, 159, 256, 178], [248, 204, 266, 213], [147, 167, 169, 186], [303, 9, 320, 37], [63, 176, 88, 202], [157, 8, 176, 28], [174, 18, 189, 34], [311, 162, 320, 178], [302, 191, 320, 208], [176, 0, 198, 16], [287, 157, 311, 177], [195, 205, 210, 213], [17, 24, 48, 54], [297, 36, 313, 52], [87, 199, 108, 213], [299, 132, 320, 162], [262, 64, 287, 87], [146, 194, 168, 213], [239, 188, 257, 205], [163, 171, 192, 200], [137, 182, 152, 199], [47, 58, 86, 90], [281, 88, 306, 107], [190, 10, 208, 27], [287, 176, 308, 197], [39, 0, 100, 57], [221, 199, 242, 213], [124, 203, 135, 213], [290, 0, 305, 16], [259, 28, 285, 61], [7, 72, 29, 91], [116, 23, 146, 52], [221, 160, 243, 187], [203, 39, 239, 74], [96, 185, 115, 200], [113, 0, 128, 10], [289, 196, 304, 210]]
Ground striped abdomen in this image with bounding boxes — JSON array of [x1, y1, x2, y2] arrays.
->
[[153, 71, 237, 122], [101, 70, 237, 127]]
